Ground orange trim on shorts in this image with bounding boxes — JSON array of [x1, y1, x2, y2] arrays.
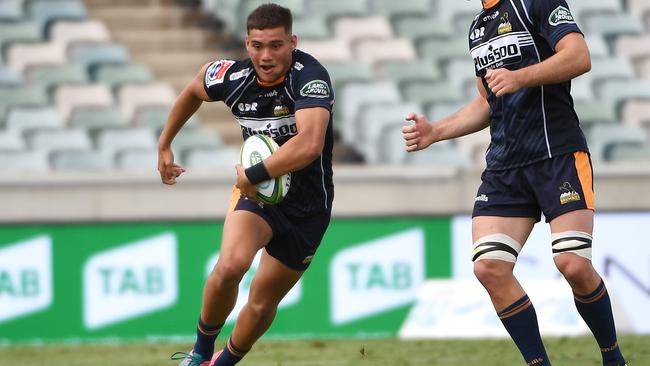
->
[[228, 186, 241, 213], [574, 151, 595, 210], [482, 0, 501, 9]]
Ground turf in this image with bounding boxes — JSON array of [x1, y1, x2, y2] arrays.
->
[[1, 336, 649, 366]]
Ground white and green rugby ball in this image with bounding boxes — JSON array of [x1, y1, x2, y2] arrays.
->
[[240, 134, 291, 205]]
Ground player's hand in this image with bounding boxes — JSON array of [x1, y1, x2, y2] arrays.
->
[[235, 164, 259, 201], [402, 113, 435, 152], [485, 68, 524, 97], [158, 147, 186, 185]]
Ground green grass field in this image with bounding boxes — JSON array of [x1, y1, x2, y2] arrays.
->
[[1, 335, 649, 366]]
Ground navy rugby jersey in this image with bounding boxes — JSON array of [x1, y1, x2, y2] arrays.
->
[[469, 0, 589, 170], [203, 49, 334, 217]]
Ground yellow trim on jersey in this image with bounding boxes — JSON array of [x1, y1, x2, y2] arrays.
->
[[257, 75, 285, 87], [574, 151, 595, 210]]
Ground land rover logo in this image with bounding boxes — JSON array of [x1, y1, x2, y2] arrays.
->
[[549, 6, 575, 26], [300, 80, 330, 98]]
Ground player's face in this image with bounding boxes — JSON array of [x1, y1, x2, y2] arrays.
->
[[246, 26, 297, 83]]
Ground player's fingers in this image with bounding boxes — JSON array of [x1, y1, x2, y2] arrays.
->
[[406, 143, 419, 152], [405, 112, 417, 121], [402, 124, 416, 133], [402, 131, 419, 141]]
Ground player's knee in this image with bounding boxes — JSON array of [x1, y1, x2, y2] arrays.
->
[[473, 260, 513, 289], [211, 260, 250, 286], [554, 253, 594, 284], [248, 298, 278, 319]]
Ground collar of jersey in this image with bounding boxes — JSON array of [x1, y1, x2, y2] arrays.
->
[[256, 75, 285, 87], [482, 0, 501, 9]]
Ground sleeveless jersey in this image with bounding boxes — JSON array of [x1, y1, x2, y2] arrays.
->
[[203, 49, 334, 217], [469, 0, 589, 171]]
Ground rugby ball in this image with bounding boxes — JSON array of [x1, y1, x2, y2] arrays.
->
[[240, 134, 291, 204]]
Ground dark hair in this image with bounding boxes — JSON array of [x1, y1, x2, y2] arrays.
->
[[246, 3, 293, 35]]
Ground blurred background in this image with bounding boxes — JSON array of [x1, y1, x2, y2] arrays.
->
[[1, 0, 650, 346]]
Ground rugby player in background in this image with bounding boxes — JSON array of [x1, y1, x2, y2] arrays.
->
[[402, 0, 626, 365], [158, 4, 335, 365]]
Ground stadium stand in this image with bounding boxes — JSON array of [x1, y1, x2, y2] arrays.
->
[[1, 0, 650, 173]]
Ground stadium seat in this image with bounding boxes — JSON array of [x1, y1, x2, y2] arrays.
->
[[608, 144, 650, 162], [96, 128, 157, 156], [640, 56, 650, 78], [50, 20, 111, 47], [584, 34, 611, 58], [445, 58, 477, 88], [622, 100, 650, 126], [0, 151, 49, 172], [337, 81, 401, 143], [375, 59, 442, 84], [582, 12, 645, 40], [627, 0, 650, 17], [0, 0, 24, 21], [50, 150, 114, 171], [323, 62, 374, 88], [589, 57, 636, 81], [27, 0, 87, 30], [373, 0, 432, 18], [0, 65, 22, 86], [588, 125, 647, 162], [115, 148, 158, 171], [183, 147, 240, 169], [417, 36, 469, 65], [69, 106, 128, 131], [68, 42, 130, 71], [596, 80, 650, 108], [25, 64, 89, 91], [0, 129, 26, 152], [356, 102, 422, 163], [306, 0, 370, 20], [569, 0, 623, 21], [54, 84, 114, 122], [131, 105, 199, 130], [117, 83, 177, 122], [5, 107, 64, 132], [0, 22, 43, 59], [92, 64, 154, 88], [426, 101, 466, 122], [333, 17, 393, 43], [354, 38, 417, 64], [25, 128, 93, 152], [404, 142, 471, 168], [615, 35, 650, 61], [298, 39, 353, 62], [173, 127, 223, 155], [433, 0, 479, 33], [391, 15, 454, 41], [401, 80, 465, 105], [0, 85, 49, 115], [6, 42, 68, 72], [574, 99, 618, 127], [293, 16, 331, 40]]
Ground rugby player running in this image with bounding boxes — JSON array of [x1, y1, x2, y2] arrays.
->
[[158, 4, 335, 366], [402, 0, 627, 365]]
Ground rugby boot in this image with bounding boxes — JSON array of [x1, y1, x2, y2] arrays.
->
[[170, 350, 210, 366]]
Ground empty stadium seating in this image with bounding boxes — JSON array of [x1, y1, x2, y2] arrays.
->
[[2, 0, 650, 173]]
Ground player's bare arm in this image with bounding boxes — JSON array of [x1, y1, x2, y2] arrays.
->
[[235, 106, 329, 197], [402, 78, 490, 152], [157, 63, 214, 185], [485, 32, 591, 97]]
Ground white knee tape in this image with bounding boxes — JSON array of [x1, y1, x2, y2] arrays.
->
[[472, 234, 522, 263], [551, 231, 592, 260]]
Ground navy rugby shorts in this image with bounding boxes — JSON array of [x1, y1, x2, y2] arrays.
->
[[472, 151, 595, 223], [231, 189, 331, 271]]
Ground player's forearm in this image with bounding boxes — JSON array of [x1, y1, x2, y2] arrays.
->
[[433, 96, 490, 142], [517, 34, 591, 87], [264, 134, 323, 177], [158, 89, 204, 149]]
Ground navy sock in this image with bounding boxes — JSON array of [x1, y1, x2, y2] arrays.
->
[[193, 316, 223, 359], [213, 337, 249, 366], [498, 295, 551, 366], [574, 279, 625, 366]]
